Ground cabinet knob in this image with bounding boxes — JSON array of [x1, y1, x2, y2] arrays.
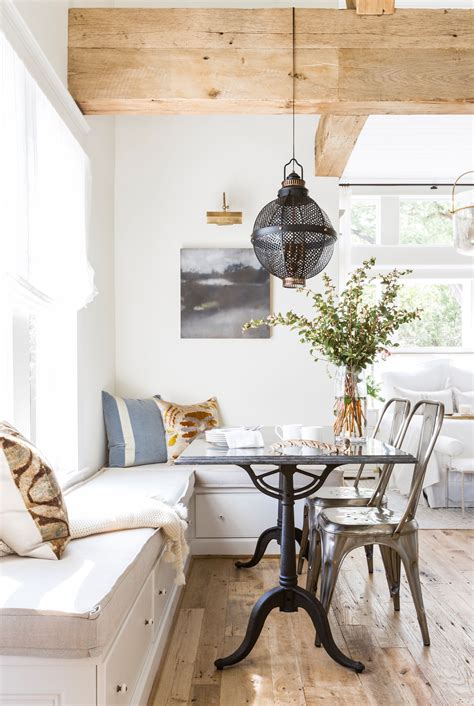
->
[[116, 683, 128, 693], [158, 588, 167, 596], [218, 514, 225, 520], [145, 618, 154, 626]]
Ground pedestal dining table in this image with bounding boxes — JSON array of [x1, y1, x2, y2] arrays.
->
[[176, 427, 416, 674]]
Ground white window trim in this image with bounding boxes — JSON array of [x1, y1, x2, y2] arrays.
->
[[340, 184, 474, 355], [1, 0, 89, 146]]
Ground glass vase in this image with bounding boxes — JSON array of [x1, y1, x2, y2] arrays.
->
[[333, 366, 367, 442]]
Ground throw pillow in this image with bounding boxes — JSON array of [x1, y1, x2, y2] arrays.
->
[[453, 389, 474, 412], [382, 359, 450, 397], [0, 421, 70, 559], [393, 386, 453, 415], [102, 391, 167, 467], [155, 397, 219, 461]]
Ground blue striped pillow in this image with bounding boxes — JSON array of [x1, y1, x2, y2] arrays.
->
[[102, 391, 167, 467]]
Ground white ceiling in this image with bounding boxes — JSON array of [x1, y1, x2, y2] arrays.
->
[[343, 115, 474, 184]]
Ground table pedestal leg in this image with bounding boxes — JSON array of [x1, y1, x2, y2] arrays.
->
[[216, 468, 364, 673], [235, 476, 302, 569]]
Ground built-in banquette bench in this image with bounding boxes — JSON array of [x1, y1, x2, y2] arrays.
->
[[0, 464, 342, 705]]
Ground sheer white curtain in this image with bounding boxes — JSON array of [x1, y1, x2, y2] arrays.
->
[[0, 33, 95, 476]]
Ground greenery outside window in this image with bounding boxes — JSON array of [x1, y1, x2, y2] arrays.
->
[[399, 197, 453, 246], [342, 184, 474, 353]]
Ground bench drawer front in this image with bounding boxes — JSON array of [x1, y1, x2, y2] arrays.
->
[[195, 492, 276, 538], [153, 554, 175, 632], [103, 573, 154, 706]]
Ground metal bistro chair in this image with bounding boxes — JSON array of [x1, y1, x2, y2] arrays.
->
[[314, 400, 444, 647], [298, 398, 411, 582]]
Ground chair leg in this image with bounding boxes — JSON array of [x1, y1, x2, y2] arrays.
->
[[364, 544, 374, 574], [398, 532, 430, 646], [315, 531, 350, 646], [379, 545, 401, 611], [297, 503, 309, 574], [461, 473, 465, 517], [305, 528, 322, 596]]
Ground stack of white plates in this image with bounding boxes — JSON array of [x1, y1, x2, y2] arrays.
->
[[205, 427, 238, 447]]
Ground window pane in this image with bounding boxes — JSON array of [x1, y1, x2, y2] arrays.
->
[[399, 198, 453, 245], [396, 283, 462, 348], [351, 198, 377, 245]]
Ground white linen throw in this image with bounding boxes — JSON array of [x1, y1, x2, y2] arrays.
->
[[67, 496, 189, 585], [1, 498, 190, 584]]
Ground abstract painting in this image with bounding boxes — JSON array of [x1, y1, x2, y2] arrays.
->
[[181, 248, 270, 339]]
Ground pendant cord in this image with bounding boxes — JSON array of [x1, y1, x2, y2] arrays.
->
[[292, 6, 295, 163]]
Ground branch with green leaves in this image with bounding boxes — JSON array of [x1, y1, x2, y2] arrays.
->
[[243, 258, 422, 370]]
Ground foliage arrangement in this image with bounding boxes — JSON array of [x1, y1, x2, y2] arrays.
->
[[244, 257, 420, 368], [244, 257, 422, 438]]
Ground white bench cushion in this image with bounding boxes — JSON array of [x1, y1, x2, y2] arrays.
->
[[0, 465, 194, 658]]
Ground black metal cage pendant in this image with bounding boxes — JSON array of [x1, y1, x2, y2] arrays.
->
[[251, 158, 337, 288]]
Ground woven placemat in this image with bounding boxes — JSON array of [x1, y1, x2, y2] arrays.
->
[[270, 438, 352, 455]]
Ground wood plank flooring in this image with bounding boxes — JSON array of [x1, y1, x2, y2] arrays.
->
[[149, 530, 473, 705]]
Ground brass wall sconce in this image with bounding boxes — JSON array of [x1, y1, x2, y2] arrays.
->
[[207, 192, 242, 226]]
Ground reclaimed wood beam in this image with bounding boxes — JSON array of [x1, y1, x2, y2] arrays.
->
[[355, 0, 395, 15], [68, 8, 474, 116], [315, 115, 367, 177]]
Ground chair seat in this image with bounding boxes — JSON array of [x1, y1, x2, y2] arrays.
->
[[307, 486, 375, 510], [318, 506, 418, 536]]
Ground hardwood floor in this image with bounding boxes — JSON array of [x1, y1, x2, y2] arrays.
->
[[149, 530, 473, 705]]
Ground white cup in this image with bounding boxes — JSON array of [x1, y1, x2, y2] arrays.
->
[[275, 424, 302, 440], [301, 425, 323, 441], [458, 404, 471, 415]]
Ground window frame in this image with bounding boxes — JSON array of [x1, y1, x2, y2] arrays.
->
[[340, 184, 474, 355]]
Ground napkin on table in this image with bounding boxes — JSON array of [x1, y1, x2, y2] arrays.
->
[[224, 428, 265, 448]]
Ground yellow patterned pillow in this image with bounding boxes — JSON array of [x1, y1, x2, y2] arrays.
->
[[156, 397, 219, 461]]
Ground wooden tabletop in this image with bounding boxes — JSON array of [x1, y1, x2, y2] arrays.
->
[[175, 427, 417, 467]]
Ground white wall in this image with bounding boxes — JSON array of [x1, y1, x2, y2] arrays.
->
[[12, 0, 116, 472], [115, 115, 340, 427]]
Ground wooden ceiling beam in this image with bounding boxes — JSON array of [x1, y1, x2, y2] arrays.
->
[[68, 8, 474, 116], [315, 115, 367, 177], [354, 1, 395, 15]]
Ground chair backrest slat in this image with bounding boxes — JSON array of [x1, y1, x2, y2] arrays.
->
[[369, 400, 443, 529], [393, 401, 444, 533], [354, 397, 410, 489]]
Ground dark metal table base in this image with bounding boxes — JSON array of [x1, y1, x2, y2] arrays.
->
[[215, 464, 364, 673], [235, 526, 303, 569], [235, 478, 303, 569]]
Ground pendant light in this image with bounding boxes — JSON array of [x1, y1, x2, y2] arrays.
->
[[251, 7, 337, 288], [450, 171, 474, 256]]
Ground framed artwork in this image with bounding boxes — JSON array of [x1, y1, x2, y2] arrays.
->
[[180, 248, 270, 339]]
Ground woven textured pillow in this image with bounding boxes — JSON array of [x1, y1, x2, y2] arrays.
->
[[0, 421, 70, 559], [102, 391, 167, 467], [155, 397, 219, 461]]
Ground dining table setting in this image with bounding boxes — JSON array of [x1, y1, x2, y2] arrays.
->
[[176, 423, 417, 674]]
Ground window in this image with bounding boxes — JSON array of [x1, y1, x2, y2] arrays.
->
[[351, 197, 379, 245], [399, 197, 453, 246], [0, 34, 94, 476], [396, 282, 464, 348], [341, 185, 474, 353]]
